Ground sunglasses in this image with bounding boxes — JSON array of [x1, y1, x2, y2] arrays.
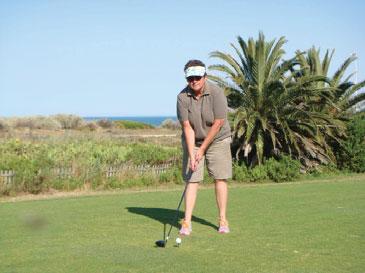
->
[[186, 76, 203, 82]]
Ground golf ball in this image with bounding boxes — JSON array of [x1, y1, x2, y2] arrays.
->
[[175, 237, 182, 244]]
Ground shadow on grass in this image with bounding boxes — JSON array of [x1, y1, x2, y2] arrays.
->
[[126, 207, 218, 230]]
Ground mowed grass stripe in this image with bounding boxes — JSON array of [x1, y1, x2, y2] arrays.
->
[[0, 178, 364, 273]]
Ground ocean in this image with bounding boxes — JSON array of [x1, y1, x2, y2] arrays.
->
[[83, 116, 177, 127]]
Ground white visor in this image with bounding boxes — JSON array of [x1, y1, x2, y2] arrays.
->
[[185, 66, 206, 78]]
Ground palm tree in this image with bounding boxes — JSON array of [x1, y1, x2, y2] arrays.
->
[[293, 48, 365, 164], [294, 47, 365, 117], [209, 32, 337, 167]]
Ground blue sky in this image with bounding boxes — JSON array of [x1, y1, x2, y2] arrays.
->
[[1, 0, 364, 117]]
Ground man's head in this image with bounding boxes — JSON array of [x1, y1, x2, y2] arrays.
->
[[184, 59, 207, 93]]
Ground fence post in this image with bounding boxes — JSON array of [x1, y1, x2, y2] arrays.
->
[[0, 170, 15, 188]]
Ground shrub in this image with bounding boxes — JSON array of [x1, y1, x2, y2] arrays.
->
[[265, 156, 301, 182], [122, 174, 157, 188], [0, 139, 54, 194], [105, 177, 123, 189], [83, 121, 99, 131], [307, 163, 341, 178], [0, 137, 183, 195], [160, 119, 180, 130], [9, 116, 61, 130], [53, 114, 85, 129], [125, 143, 180, 165], [24, 170, 51, 194], [249, 164, 268, 182], [0, 118, 9, 130], [13, 117, 36, 129], [114, 120, 154, 129], [1, 115, 88, 130], [159, 166, 183, 184], [232, 162, 250, 182], [97, 119, 114, 129], [32, 116, 62, 130], [336, 113, 365, 172]]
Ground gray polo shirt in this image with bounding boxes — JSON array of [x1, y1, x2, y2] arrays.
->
[[177, 81, 231, 145]]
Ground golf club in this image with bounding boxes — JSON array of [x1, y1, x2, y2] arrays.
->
[[155, 223, 166, 247], [155, 183, 188, 248]]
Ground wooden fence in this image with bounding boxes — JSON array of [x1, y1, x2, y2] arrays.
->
[[53, 167, 74, 179], [0, 162, 176, 186], [105, 163, 173, 177], [0, 170, 15, 186]]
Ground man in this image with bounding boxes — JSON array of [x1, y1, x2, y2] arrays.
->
[[176, 59, 232, 235]]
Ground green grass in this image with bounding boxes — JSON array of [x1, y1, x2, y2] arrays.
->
[[114, 120, 155, 129], [1, 175, 364, 273]]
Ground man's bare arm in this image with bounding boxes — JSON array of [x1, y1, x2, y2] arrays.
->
[[182, 120, 198, 171]]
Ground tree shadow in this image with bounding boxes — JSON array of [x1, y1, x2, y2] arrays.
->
[[126, 207, 218, 230]]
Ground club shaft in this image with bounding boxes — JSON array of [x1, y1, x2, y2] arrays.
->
[[166, 183, 188, 241]]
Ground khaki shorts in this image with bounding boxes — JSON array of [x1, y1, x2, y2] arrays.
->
[[182, 137, 232, 182]]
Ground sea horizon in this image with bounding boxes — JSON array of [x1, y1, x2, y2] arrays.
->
[[83, 116, 177, 126]]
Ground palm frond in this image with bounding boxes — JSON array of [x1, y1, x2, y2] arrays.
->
[[332, 54, 357, 86]]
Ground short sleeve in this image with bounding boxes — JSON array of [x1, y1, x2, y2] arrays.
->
[[177, 95, 188, 122], [213, 88, 228, 119]]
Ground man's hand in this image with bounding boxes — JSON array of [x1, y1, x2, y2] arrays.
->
[[194, 147, 205, 167], [189, 156, 198, 172], [195, 119, 224, 162]]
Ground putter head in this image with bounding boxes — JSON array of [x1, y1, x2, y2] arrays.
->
[[155, 240, 166, 247]]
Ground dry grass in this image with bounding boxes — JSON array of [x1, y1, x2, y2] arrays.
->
[[0, 127, 180, 145], [0, 115, 181, 145]]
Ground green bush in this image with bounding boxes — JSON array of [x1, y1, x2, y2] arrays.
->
[[232, 156, 301, 183], [125, 143, 180, 165], [159, 166, 183, 184], [265, 156, 301, 182], [0, 138, 181, 195], [121, 174, 158, 188], [249, 165, 268, 182], [232, 162, 250, 182], [0, 139, 54, 194], [105, 177, 122, 189], [336, 113, 365, 172], [307, 163, 342, 178], [0, 137, 185, 196], [114, 120, 154, 129]]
